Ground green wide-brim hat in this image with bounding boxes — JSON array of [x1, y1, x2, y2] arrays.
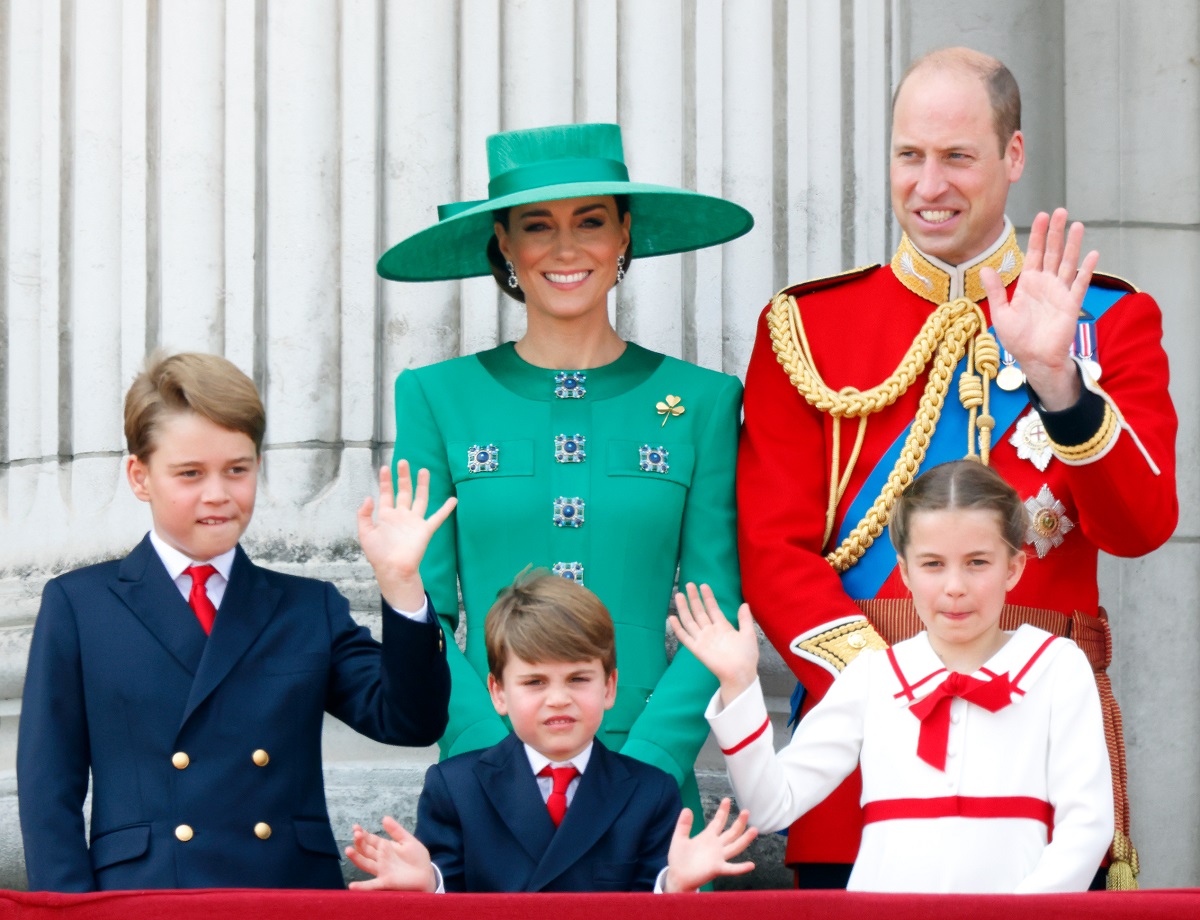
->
[[377, 123, 754, 282]]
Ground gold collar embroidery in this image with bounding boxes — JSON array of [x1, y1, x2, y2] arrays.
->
[[891, 228, 1024, 305]]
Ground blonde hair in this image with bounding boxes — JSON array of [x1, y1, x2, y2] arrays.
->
[[124, 352, 265, 460], [889, 459, 1027, 557], [485, 570, 616, 678]]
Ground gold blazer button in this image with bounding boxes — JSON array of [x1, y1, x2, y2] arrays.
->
[[175, 824, 194, 842], [252, 749, 270, 767], [172, 752, 190, 770], [254, 822, 272, 840]]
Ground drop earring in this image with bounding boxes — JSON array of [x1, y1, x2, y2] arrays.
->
[[505, 260, 519, 289], [616, 254, 626, 284]]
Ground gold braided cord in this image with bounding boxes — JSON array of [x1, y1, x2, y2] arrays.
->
[[767, 292, 996, 572]]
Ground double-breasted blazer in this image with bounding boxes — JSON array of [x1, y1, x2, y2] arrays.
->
[[17, 536, 450, 891]]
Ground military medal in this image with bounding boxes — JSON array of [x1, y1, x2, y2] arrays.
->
[[996, 349, 1024, 392], [1009, 410, 1052, 472], [1073, 320, 1102, 381], [1024, 485, 1075, 558]]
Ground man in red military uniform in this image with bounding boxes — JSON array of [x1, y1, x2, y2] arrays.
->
[[738, 47, 1177, 890]]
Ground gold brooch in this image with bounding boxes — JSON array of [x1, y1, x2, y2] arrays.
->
[[656, 394, 685, 427]]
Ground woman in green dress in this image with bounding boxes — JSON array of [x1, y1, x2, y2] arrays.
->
[[377, 123, 753, 817]]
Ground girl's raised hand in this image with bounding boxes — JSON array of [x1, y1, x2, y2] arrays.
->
[[669, 583, 759, 704]]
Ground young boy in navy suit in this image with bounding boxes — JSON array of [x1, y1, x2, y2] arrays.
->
[[345, 571, 758, 893], [17, 352, 456, 891]]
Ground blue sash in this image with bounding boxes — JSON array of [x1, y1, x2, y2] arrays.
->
[[788, 284, 1124, 726], [837, 284, 1124, 598]]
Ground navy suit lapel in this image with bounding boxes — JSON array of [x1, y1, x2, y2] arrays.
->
[[527, 740, 637, 892], [111, 535, 206, 676], [181, 546, 281, 726], [475, 735, 557, 871]]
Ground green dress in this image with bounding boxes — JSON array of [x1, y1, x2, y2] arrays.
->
[[393, 342, 742, 808]]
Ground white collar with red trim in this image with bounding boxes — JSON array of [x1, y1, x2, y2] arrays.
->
[[887, 625, 1062, 707]]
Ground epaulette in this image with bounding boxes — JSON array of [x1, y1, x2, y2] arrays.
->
[[1090, 270, 1140, 295], [774, 264, 880, 301]]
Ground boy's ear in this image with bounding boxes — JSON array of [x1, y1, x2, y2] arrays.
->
[[896, 555, 911, 590], [126, 455, 152, 503], [487, 672, 509, 717], [602, 668, 617, 711]]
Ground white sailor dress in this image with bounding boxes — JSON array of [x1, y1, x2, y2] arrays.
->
[[707, 625, 1114, 892]]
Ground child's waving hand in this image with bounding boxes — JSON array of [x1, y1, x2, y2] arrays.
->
[[670, 583, 760, 706]]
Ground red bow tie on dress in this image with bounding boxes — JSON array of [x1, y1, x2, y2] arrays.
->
[[908, 671, 1015, 770]]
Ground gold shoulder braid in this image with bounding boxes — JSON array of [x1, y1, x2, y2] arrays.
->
[[767, 291, 999, 572]]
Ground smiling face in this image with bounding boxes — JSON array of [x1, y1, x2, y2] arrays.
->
[[487, 654, 617, 762], [495, 195, 630, 325], [890, 65, 1024, 266], [126, 410, 260, 561], [897, 508, 1027, 670]]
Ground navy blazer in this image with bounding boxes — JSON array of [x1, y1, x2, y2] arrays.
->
[[17, 536, 450, 891], [417, 733, 682, 892]]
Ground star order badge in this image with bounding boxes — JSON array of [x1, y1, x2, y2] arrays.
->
[[1010, 410, 1053, 472], [1024, 485, 1075, 558]]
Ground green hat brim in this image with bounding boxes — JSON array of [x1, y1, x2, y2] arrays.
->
[[377, 181, 754, 282]]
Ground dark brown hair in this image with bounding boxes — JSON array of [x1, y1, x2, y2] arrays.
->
[[485, 569, 617, 678], [889, 459, 1027, 557], [124, 352, 266, 460], [893, 47, 1021, 155], [486, 194, 634, 302]]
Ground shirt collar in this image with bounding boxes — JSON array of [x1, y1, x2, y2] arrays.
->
[[524, 740, 594, 777], [891, 218, 1024, 304], [148, 530, 237, 582]]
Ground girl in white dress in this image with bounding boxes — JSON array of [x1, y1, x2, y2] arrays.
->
[[671, 459, 1113, 892]]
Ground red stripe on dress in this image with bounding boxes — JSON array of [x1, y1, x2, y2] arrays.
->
[[887, 647, 917, 702], [1012, 635, 1058, 688], [721, 716, 770, 755], [862, 795, 1054, 829]]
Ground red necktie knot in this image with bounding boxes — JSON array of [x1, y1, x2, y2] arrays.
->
[[186, 565, 219, 635], [539, 765, 580, 827], [909, 671, 1015, 771]]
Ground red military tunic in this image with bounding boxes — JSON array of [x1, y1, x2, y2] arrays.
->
[[738, 223, 1177, 867]]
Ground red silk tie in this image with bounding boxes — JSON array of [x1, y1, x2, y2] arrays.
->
[[539, 765, 579, 827], [908, 671, 1015, 771], [186, 565, 218, 635]]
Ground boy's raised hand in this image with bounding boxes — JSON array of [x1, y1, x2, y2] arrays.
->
[[669, 583, 759, 705], [345, 816, 438, 892], [662, 798, 757, 893], [358, 459, 457, 612]]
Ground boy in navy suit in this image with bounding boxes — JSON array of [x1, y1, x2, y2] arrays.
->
[[345, 571, 758, 893], [17, 352, 455, 891]]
